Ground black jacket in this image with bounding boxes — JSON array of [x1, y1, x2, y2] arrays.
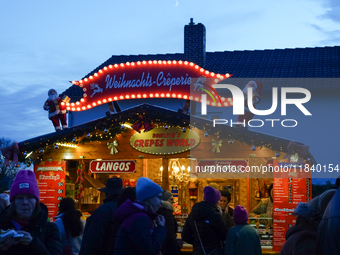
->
[[182, 201, 228, 254], [79, 195, 118, 255], [157, 201, 181, 255], [0, 203, 62, 255]]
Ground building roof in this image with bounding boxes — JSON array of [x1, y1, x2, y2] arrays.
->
[[62, 46, 340, 101]]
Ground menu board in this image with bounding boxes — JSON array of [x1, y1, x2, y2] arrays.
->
[[272, 160, 312, 251], [34, 161, 66, 222]]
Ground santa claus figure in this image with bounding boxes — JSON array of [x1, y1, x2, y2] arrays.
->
[[43, 89, 69, 131], [237, 80, 263, 124]]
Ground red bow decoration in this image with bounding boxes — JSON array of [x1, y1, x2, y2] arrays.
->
[[1, 142, 20, 167], [132, 115, 154, 133]]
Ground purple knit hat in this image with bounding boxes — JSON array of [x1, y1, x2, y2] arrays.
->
[[10, 170, 40, 202], [203, 186, 221, 205], [233, 205, 248, 224]]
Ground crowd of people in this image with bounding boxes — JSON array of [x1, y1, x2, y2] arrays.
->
[[0, 169, 339, 255]]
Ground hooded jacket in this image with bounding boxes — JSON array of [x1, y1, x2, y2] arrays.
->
[[113, 199, 167, 255], [182, 201, 228, 254], [317, 188, 340, 255], [157, 201, 181, 255], [280, 202, 322, 255], [0, 203, 62, 255]]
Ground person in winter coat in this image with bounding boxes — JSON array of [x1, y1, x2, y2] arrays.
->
[[182, 186, 228, 255], [54, 197, 86, 255], [114, 177, 167, 255], [79, 177, 123, 255], [280, 189, 336, 255], [0, 170, 62, 255], [225, 205, 261, 255], [317, 187, 340, 255], [157, 190, 181, 255]]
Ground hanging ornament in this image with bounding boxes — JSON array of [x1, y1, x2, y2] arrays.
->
[[164, 125, 169, 130], [107, 140, 119, 154], [72, 138, 77, 142], [104, 128, 108, 133], [120, 125, 125, 130], [228, 139, 233, 144], [251, 146, 256, 151], [275, 152, 280, 157], [212, 139, 223, 153], [182, 128, 186, 133], [75, 160, 85, 200], [204, 132, 208, 137], [23, 152, 27, 157], [54, 144, 59, 149], [86, 133, 91, 139], [39, 148, 44, 154]]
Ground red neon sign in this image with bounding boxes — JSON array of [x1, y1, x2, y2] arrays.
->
[[68, 60, 232, 111]]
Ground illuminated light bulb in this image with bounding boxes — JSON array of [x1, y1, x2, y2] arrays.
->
[[158, 60, 162, 64], [226, 73, 230, 78], [160, 93, 165, 97], [99, 69, 103, 73], [109, 65, 113, 68], [77, 107, 80, 111], [190, 62, 194, 66], [137, 94, 141, 98], [131, 95, 135, 98], [92, 102, 96, 106], [230, 101, 233, 105], [126, 62, 130, 65], [228, 98, 232, 101], [195, 97, 199, 101], [166, 93, 170, 97], [184, 61, 188, 65], [83, 88, 87, 92], [71, 103, 75, 106], [72, 107, 76, 111], [143, 94, 147, 98], [195, 65, 199, 69], [119, 96, 124, 99], [183, 95, 188, 99], [131, 62, 135, 66], [217, 74, 221, 78], [76, 102, 80, 105], [137, 61, 141, 65], [220, 76, 224, 80], [61, 102, 65, 106], [155, 93, 159, 97], [84, 78, 88, 82], [120, 63, 124, 67], [173, 60, 177, 64], [218, 103, 221, 106], [89, 76, 93, 79], [84, 93, 87, 97], [79, 84, 83, 88], [207, 101, 210, 105], [142, 61, 146, 64], [66, 103, 70, 106], [163, 61, 167, 64], [179, 60, 183, 64], [214, 79, 219, 83], [211, 102, 216, 106], [125, 95, 130, 99], [211, 72, 215, 76], [97, 100, 102, 104], [148, 60, 152, 64], [108, 97, 112, 101], [114, 96, 118, 100], [167, 60, 171, 64], [94, 73, 98, 77], [200, 68, 204, 72], [87, 105, 91, 109], [103, 99, 107, 103], [67, 107, 71, 110], [149, 93, 154, 97], [103, 67, 107, 70], [82, 106, 86, 110], [153, 60, 157, 64], [79, 80, 83, 83], [205, 70, 209, 74], [189, 96, 193, 100], [177, 94, 182, 98], [114, 64, 118, 67], [172, 93, 176, 97]]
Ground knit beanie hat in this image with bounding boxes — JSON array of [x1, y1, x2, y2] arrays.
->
[[161, 190, 172, 201], [203, 186, 221, 205], [136, 177, 163, 202], [10, 170, 40, 202], [233, 205, 248, 225]]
